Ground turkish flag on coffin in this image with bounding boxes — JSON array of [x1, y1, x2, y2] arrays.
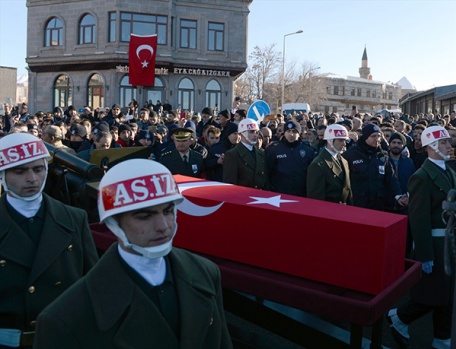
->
[[172, 175, 407, 295], [128, 34, 157, 86]]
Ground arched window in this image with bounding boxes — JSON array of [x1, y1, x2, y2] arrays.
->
[[87, 74, 104, 109], [120, 75, 136, 107], [145, 78, 164, 107], [178, 78, 194, 112], [45, 17, 63, 46], [79, 14, 96, 44], [54, 74, 72, 108], [205, 80, 221, 111]]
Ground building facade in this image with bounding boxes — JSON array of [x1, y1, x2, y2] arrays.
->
[[400, 84, 456, 116], [0, 66, 17, 106], [315, 48, 401, 115], [26, 0, 252, 113]]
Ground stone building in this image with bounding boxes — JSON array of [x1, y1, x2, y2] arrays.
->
[[316, 47, 401, 115], [26, 0, 252, 113]]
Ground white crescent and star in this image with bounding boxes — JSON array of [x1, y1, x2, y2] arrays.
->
[[176, 181, 298, 216], [136, 44, 154, 69], [247, 195, 298, 208]]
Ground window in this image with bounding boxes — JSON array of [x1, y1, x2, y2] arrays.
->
[[108, 12, 116, 42], [87, 74, 104, 109], [350, 88, 355, 96], [205, 80, 221, 110], [366, 89, 371, 97], [79, 14, 96, 44], [388, 92, 393, 100], [357, 88, 362, 97], [333, 86, 339, 95], [45, 17, 63, 46], [178, 78, 194, 111], [180, 19, 197, 49], [208, 22, 224, 51], [120, 12, 167, 44], [54, 75, 72, 107], [120, 75, 137, 107], [145, 78, 164, 104], [372, 90, 377, 98]]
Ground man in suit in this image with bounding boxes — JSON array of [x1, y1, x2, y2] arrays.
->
[[307, 124, 352, 204], [223, 118, 268, 190], [159, 128, 203, 178], [33, 159, 232, 349], [388, 126, 454, 349], [0, 133, 98, 348]]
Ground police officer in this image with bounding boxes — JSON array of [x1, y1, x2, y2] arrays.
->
[[0, 133, 98, 348], [307, 124, 352, 204], [159, 128, 203, 178], [388, 126, 454, 349], [223, 118, 268, 189], [343, 123, 407, 211], [34, 159, 232, 349], [265, 120, 314, 197]]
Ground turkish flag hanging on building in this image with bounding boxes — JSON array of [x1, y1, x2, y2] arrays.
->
[[128, 34, 157, 86]]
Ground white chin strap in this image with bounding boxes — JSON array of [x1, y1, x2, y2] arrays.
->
[[104, 206, 178, 259], [429, 141, 450, 160], [0, 162, 48, 202], [327, 140, 343, 154], [242, 131, 257, 145]]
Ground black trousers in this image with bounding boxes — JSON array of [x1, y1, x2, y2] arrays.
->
[[397, 298, 452, 339]]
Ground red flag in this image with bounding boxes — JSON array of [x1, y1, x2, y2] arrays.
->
[[128, 34, 157, 86]]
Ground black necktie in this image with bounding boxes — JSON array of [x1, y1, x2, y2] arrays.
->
[[183, 155, 188, 164]]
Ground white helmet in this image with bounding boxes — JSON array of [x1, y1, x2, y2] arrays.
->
[[421, 125, 451, 160], [0, 133, 50, 171], [98, 159, 183, 259], [324, 124, 349, 140], [0, 133, 50, 201], [421, 125, 450, 147], [238, 118, 259, 133]]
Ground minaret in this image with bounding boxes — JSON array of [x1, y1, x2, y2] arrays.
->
[[359, 46, 371, 79]]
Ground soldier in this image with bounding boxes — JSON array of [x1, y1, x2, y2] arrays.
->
[[388, 126, 454, 349], [0, 133, 98, 348], [33, 159, 232, 349], [307, 124, 352, 204], [223, 118, 268, 189], [159, 128, 203, 178]]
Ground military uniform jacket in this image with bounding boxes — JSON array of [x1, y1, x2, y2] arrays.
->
[[408, 158, 456, 306], [307, 148, 352, 204], [0, 193, 98, 333], [34, 244, 233, 349], [223, 142, 268, 189], [159, 149, 203, 178]]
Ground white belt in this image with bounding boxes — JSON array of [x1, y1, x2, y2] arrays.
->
[[431, 229, 446, 237]]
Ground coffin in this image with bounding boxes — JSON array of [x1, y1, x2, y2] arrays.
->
[[90, 175, 408, 295], [172, 175, 407, 295]]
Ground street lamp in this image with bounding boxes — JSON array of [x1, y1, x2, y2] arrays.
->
[[281, 30, 303, 112]]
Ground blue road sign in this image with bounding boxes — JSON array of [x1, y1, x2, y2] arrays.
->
[[247, 100, 271, 123]]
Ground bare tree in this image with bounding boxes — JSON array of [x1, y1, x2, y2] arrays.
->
[[234, 44, 281, 105], [287, 62, 327, 111]]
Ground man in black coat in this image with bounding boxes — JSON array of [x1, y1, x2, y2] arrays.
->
[[34, 159, 232, 349], [0, 133, 98, 348], [343, 124, 408, 211]]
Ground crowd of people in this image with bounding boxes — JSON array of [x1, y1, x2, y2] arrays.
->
[[1, 98, 455, 348]]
